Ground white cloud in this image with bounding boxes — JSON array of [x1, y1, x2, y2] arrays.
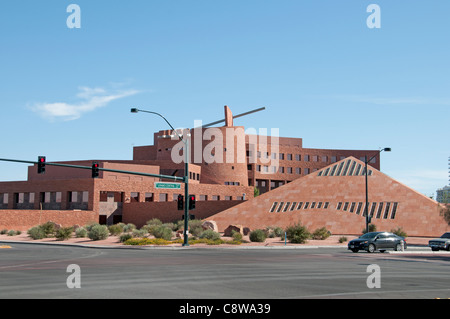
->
[[31, 86, 139, 121]]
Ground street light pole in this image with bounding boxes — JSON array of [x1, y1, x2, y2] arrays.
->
[[130, 108, 190, 246], [364, 147, 391, 234]]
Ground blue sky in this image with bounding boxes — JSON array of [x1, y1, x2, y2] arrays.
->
[[0, 0, 449, 197]]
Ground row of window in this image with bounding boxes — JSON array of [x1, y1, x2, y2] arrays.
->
[[104, 191, 245, 203], [269, 200, 399, 220], [269, 201, 330, 213], [0, 191, 89, 205], [254, 165, 315, 175], [317, 159, 373, 177]]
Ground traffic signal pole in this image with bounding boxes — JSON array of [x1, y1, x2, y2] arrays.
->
[[0, 157, 184, 182]]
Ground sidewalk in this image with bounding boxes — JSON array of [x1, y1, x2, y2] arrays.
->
[[0, 233, 433, 249]]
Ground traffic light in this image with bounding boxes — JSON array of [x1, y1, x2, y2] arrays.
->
[[189, 194, 196, 210], [177, 194, 184, 210], [92, 162, 99, 178], [37, 156, 46, 174]]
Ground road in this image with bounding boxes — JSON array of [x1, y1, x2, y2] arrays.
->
[[1, 243, 450, 300]]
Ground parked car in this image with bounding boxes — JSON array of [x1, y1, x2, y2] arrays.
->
[[428, 232, 450, 251], [348, 231, 407, 253]]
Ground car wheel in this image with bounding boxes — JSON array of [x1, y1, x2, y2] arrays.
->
[[368, 244, 376, 253], [395, 243, 403, 251], [446, 245, 450, 252]]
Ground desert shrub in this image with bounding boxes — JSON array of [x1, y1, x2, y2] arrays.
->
[[152, 225, 173, 240], [87, 224, 109, 241], [339, 236, 348, 243], [1, 229, 8, 235], [188, 220, 204, 237], [55, 227, 74, 241], [199, 229, 221, 241], [40, 221, 57, 237], [108, 224, 123, 236], [265, 226, 284, 238], [311, 227, 331, 240], [231, 230, 243, 241], [132, 228, 148, 238], [119, 233, 132, 243], [7, 230, 17, 236], [75, 227, 87, 238], [28, 226, 46, 240], [390, 227, 408, 238], [146, 218, 163, 226], [249, 229, 266, 242], [285, 223, 310, 244], [362, 224, 377, 234], [85, 222, 100, 232], [122, 223, 136, 233]]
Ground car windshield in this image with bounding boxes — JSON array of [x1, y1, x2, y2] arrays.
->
[[359, 233, 378, 239], [441, 233, 450, 239]]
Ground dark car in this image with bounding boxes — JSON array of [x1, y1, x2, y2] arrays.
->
[[428, 232, 450, 251], [348, 231, 407, 253]]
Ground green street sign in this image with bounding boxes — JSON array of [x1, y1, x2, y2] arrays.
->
[[155, 182, 182, 189]]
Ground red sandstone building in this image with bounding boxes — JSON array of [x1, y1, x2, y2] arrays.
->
[[1, 106, 446, 236]]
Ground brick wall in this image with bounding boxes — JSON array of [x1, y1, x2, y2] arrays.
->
[[0, 210, 98, 231]]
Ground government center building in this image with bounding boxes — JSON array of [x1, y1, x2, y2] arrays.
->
[[0, 106, 447, 237]]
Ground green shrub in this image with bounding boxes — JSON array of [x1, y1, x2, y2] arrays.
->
[[199, 229, 221, 241], [87, 224, 109, 241], [1, 229, 8, 235], [362, 224, 377, 234], [132, 229, 148, 238], [123, 223, 136, 233], [312, 227, 331, 240], [285, 223, 310, 244], [28, 226, 46, 240], [231, 230, 243, 242], [85, 222, 100, 232], [152, 225, 173, 240], [119, 233, 132, 243], [146, 218, 163, 226], [75, 227, 87, 238], [7, 230, 17, 236], [339, 236, 348, 243], [40, 221, 57, 237], [55, 227, 74, 241], [108, 224, 123, 236], [188, 220, 204, 237], [390, 227, 408, 238], [249, 229, 266, 242]]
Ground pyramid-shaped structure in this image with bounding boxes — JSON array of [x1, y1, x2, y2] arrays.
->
[[208, 157, 448, 237]]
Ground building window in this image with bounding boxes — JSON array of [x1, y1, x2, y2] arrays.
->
[[337, 202, 342, 210], [159, 193, 168, 202], [279, 153, 285, 160], [317, 202, 322, 209], [296, 167, 301, 174], [287, 167, 292, 174], [324, 202, 329, 209], [270, 202, 278, 213], [131, 192, 139, 202], [297, 202, 303, 210], [391, 203, 398, 219], [287, 154, 292, 161], [311, 202, 316, 209], [295, 154, 301, 161], [343, 202, 349, 211], [304, 202, 310, 209], [279, 166, 285, 174], [383, 202, 391, 219], [56, 192, 62, 203], [356, 202, 362, 215], [277, 202, 284, 212], [304, 155, 309, 162], [312, 155, 318, 162], [212, 195, 220, 201], [283, 202, 291, 212], [69, 191, 77, 203], [290, 202, 297, 211], [376, 202, 384, 218], [349, 202, 356, 213], [369, 203, 377, 217], [145, 193, 154, 202], [304, 168, 309, 175], [331, 156, 337, 163]]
